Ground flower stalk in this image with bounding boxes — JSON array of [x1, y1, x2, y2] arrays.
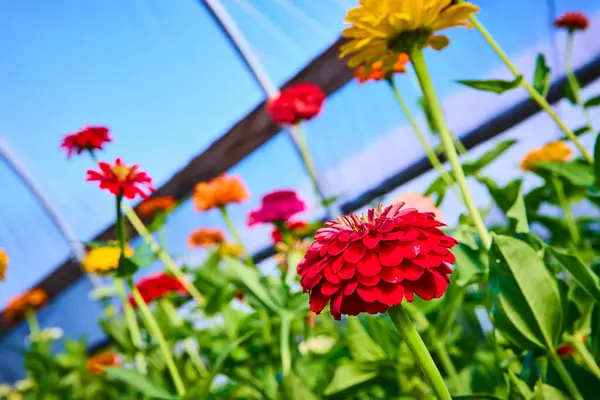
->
[[565, 32, 595, 132], [549, 352, 584, 400], [388, 304, 452, 400], [25, 308, 40, 338], [219, 205, 254, 266], [456, 1, 593, 163], [409, 47, 492, 248], [550, 175, 580, 244]]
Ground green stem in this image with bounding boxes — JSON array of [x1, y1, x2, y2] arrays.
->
[[129, 280, 186, 396], [114, 195, 147, 374], [549, 352, 584, 400], [550, 175, 580, 243], [114, 278, 148, 374], [388, 305, 452, 400], [463, 8, 593, 164], [122, 204, 206, 308], [183, 338, 209, 378], [219, 205, 254, 266], [565, 32, 596, 133], [432, 341, 464, 393], [25, 308, 40, 338], [409, 48, 492, 248], [571, 338, 600, 380], [280, 314, 292, 378], [387, 78, 463, 202]]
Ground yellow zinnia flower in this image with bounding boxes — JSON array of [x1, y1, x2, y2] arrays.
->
[[520, 141, 573, 171], [0, 248, 8, 281], [340, 0, 479, 68], [82, 244, 134, 275]]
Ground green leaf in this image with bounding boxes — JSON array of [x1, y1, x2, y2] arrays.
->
[[321, 195, 340, 208], [453, 244, 487, 286], [564, 82, 578, 105], [592, 305, 600, 364], [323, 363, 378, 395], [532, 381, 570, 399], [222, 257, 281, 313], [533, 161, 595, 188], [282, 372, 318, 400], [104, 367, 179, 400], [506, 192, 529, 233], [594, 134, 600, 190], [533, 54, 551, 97], [347, 317, 386, 362], [456, 76, 523, 94], [452, 395, 504, 400], [424, 175, 449, 206], [574, 126, 591, 137], [549, 248, 600, 305], [463, 140, 517, 175], [183, 331, 254, 399], [490, 235, 563, 351], [116, 255, 139, 278], [507, 370, 533, 399], [477, 177, 522, 212], [99, 319, 136, 353], [584, 94, 600, 109]]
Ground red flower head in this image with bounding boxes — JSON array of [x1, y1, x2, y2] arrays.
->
[[248, 190, 306, 226], [60, 126, 112, 158], [267, 83, 326, 125], [271, 220, 309, 244], [86, 158, 155, 199], [554, 12, 589, 31], [128, 272, 187, 308], [297, 203, 457, 320]]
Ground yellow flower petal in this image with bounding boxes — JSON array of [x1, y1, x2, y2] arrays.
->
[[426, 35, 450, 50]]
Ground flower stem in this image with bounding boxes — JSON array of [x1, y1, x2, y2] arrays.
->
[[122, 204, 206, 307], [25, 308, 40, 338], [549, 352, 584, 400], [409, 48, 491, 248], [114, 195, 147, 374], [388, 304, 452, 400], [571, 337, 600, 380], [129, 280, 186, 396], [386, 78, 462, 202], [550, 175, 580, 244], [462, 7, 593, 164], [565, 32, 596, 133], [219, 205, 254, 266], [280, 313, 292, 378]]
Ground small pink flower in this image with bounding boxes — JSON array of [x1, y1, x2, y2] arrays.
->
[[248, 190, 306, 226]]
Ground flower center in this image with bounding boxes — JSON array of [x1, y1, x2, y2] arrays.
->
[[111, 165, 131, 181], [387, 29, 431, 53]]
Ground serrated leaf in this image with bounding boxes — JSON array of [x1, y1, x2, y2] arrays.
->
[[533, 54, 551, 97], [490, 235, 563, 351], [347, 317, 386, 362], [457, 76, 523, 94], [584, 94, 600, 109], [323, 363, 378, 395], [550, 248, 600, 305], [463, 140, 517, 175], [104, 367, 179, 399]]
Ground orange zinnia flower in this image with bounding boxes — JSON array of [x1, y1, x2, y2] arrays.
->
[[520, 141, 573, 171], [355, 53, 410, 83], [0, 248, 8, 281], [86, 352, 121, 375], [137, 195, 176, 219], [192, 174, 249, 211], [86, 158, 155, 200], [554, 12, 589, 31], [4, 288, 48, 325], [188, 228, 225, 248]]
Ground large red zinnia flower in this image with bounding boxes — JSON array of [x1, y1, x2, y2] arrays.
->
[[267, 83, 326, 125], [60, 126, 112, 158], [128, 272, 187, 308], [297, 203, 457, 320], [248, 190, 306, 226], [554, 12, 589, 31], [86, 158, 155, 199]]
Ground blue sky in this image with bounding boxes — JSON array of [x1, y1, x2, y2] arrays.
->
[[0, 1, 599, 377]]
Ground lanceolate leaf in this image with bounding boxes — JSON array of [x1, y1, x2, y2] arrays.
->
[[323, 363, 378, 395], [104, 368, 179, 400], [584, 94, 600, 109], [533, 54, 551, 97], [533, 161, 595, 188], [490, 235, 563, 351], [457, 76, 523, 94], [550, 248, 600, 305], [463, 140, 517, 175], [477, 177, 522, 212]]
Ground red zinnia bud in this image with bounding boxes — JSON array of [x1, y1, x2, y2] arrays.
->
[[60, 126, 112, 158], [297, 203, 457, 320], [86, 158, 155, 200], [554, 12, 589, 31], [267, 83, 325, 125], [248, 190, 306, 226], [128, 272, 187, 308]]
